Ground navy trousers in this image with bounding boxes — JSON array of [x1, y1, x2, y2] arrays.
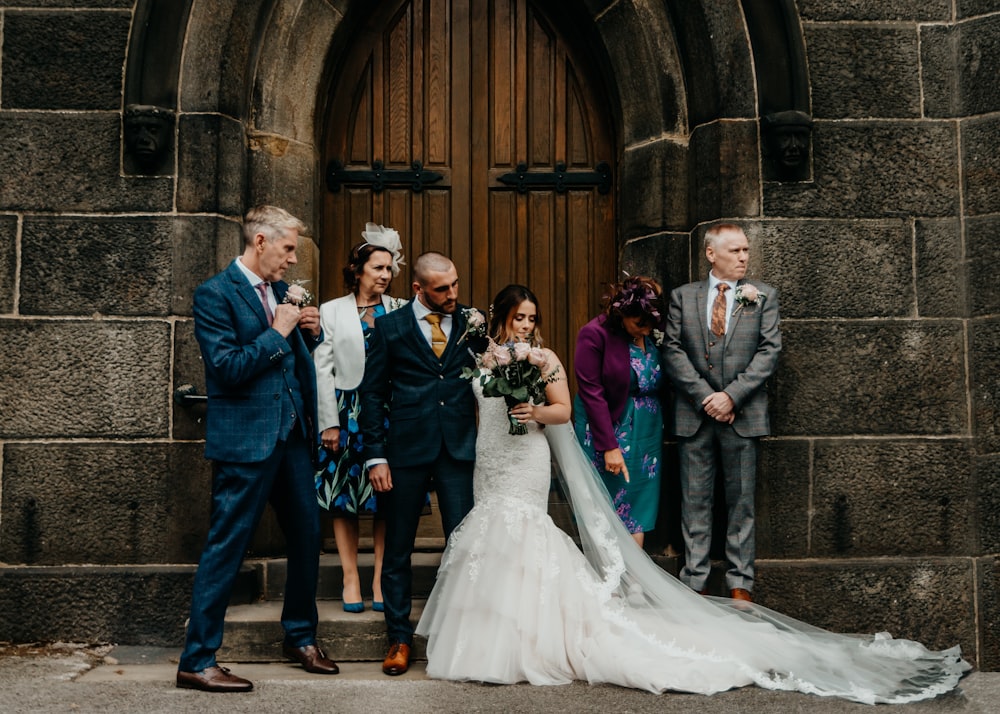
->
[[379, 449, 474, 645], [179, 429, 321, 672]]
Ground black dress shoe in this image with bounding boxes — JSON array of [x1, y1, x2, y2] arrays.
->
[[283, 643, 340, 674], [176, 665, 253, 692]]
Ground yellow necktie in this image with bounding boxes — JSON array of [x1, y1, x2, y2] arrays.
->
[[711, 283, 729, 336], [425, 313, 447, 357]]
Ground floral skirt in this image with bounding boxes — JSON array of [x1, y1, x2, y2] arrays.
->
[[573, 393, 662, 533], [316, 388, 378, 517], [316, 387, 429, 518]]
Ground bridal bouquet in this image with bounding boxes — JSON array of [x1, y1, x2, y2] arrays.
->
[[463, 339, 557, 435]]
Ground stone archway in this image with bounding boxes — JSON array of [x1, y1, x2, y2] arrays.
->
[[159, 1, 781, 281], [154, 0, 772, 555]]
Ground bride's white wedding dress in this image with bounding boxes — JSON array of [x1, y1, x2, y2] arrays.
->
[[416, 383, 969, 703]]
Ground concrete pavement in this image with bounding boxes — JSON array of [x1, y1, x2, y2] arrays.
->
[[1, 643, 997, 713]]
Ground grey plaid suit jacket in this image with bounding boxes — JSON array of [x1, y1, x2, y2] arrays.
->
[[662, 278, 781, 438]]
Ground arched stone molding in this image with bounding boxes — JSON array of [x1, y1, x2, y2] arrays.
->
[[127, 0, 811, 280], [174, 0, 346, 282]]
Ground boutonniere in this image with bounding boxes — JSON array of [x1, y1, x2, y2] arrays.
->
[[651, 328, 665, 347], [458, 307, 489, 354], [459, 307, 487, 342], [283, 279, 314, 307], [733, 283, 765, 312]]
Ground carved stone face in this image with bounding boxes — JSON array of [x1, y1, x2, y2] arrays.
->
[[124, 106, 174, 172], [762, 110, 813, 178], [768, 125, 811, 168]]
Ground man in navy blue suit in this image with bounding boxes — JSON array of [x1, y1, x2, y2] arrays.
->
[[360, 251, 479, 676], [177, 206, 338, 692]]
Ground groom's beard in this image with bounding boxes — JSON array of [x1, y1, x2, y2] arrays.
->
[[422, 293, 458, 314]]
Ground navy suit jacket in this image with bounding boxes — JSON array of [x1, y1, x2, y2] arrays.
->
[[193, 259, 321, 463], [360, 301, 478, 467]]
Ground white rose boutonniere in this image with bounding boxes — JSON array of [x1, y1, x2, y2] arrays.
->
[[283, 279, 314, 307], [459, 307, 487, 341], [734, 283, 765, 312], [387, 296, 408, 312]]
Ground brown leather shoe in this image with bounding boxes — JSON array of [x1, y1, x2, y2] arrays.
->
[[176, 665, 253, 692], [282, 643, 340, 674], [382, 642, 411, 676], [730, 587, 753, 602]]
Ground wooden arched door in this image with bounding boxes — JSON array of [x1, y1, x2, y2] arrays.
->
[[320, 0, 616, 379]]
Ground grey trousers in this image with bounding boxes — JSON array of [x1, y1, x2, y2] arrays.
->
[[678, 419, 758, 592]]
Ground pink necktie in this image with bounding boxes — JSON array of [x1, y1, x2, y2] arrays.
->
[[256, 282, 274, 326]]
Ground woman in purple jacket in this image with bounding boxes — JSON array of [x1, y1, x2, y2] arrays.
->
[[573, 276, 665, 547]]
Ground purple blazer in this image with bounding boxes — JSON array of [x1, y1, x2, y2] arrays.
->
[[573, 314, 632, 452]]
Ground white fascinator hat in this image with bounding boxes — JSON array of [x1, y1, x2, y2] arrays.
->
[[361, 223, 406, 276]]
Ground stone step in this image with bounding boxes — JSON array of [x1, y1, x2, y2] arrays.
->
[[221, 552, 685, 663], [253, 550, 443, 601], [222, 551, 444, 661], [218, 599, 427, 662]]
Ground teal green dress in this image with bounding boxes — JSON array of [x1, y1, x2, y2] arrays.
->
[[573, 339, 663, 534]]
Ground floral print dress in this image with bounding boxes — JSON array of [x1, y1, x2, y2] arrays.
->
[[573, 338, 663, 533], [315, 304, 385, 517]]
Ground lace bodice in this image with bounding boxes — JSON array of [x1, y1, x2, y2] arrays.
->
[[472, 380, 551, 512]]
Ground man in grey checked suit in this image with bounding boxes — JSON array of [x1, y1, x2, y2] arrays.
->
[[662, 223, 781, 602]]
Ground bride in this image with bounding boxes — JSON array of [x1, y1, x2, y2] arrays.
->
[[416, 285, 969, 704]]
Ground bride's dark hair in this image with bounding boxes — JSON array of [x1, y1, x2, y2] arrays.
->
[[489, 284, 543, 347]]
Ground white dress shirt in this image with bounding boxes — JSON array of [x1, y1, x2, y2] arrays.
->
[[411, 296, 453, 345], [235, 257, 277, 312]]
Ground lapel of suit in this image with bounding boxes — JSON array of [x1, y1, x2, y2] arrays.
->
[[441, 307, 467, 362], [271, 280, 288, 305], [229, 262, 271, 330], [725, 279, 747, 347], [695, 279, 712, 346]]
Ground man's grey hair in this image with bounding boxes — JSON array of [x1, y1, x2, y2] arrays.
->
[[243, 205, 308, 246], [703, 222, 746, 250]]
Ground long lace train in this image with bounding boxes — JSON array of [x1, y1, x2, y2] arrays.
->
[[416, 389, 969, 704]]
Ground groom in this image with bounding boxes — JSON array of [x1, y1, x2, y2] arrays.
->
[[662, 223, 781, 603], [360, 251, 479, 676]]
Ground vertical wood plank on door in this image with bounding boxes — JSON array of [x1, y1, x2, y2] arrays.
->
[[386, 8, 411, 164], [321, 0, 617, 375]]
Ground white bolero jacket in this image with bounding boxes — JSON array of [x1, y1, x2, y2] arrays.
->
[[313, 292, 406, 431]]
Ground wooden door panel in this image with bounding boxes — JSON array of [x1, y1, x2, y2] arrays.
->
[[322, 0, 616, 382], [526, 14, 555, 167]]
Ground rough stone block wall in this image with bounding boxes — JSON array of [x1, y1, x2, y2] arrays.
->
[[0, 0, 997, 667], [0, 0, 312, 646], [749, 1, 999, 668]]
